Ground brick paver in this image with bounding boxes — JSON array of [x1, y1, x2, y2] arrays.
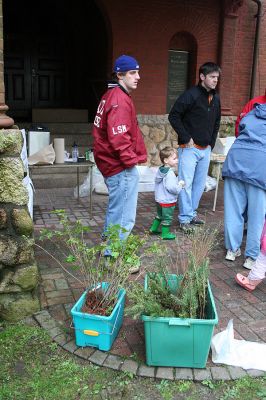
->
[[156, 367, 174, 380], [32, 185, 266, 380]]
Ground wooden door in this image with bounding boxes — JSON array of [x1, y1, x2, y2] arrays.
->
[[4, 35, 32, 120], [31, 36, 67, 109], [4, 34, 68, 120]]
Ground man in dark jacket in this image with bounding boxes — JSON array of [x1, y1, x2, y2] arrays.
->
[[168, 62, 221, 232], [92, 55, 147, 253]]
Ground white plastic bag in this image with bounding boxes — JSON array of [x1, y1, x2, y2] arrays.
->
[[204, 175, 217, 192], [21, 129, 34, 218], [74, 174, 91, 198], [137, 165, 158, 192], [74, 150, 108, 198], [211, 319, 266, 371], [93, 168, 108, 195], [74, 165, 108, 198]]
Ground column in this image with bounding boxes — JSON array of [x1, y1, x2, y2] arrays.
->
[[219, 0, 244, 115], [0, 0, 14, 128]]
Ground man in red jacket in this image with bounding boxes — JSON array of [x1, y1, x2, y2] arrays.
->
[[92, 55, 147, 252], [235, 89, 266, 137]]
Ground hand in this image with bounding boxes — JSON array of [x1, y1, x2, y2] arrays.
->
[[178, 180, 185, 188], [185, 138, 194, 148]]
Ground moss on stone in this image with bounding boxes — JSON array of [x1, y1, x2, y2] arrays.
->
[[11, 208, 34, 236], [0, 264, 39, 293], [0, 208, 7, 229], [0, 157, 28, 205], [0, 129, 22, 155], [13, 264, 39, 290], [0, 235, 18, 266], [0, 269, 16, 293], [0, 235, 34, 266], [0, 292, 40, 321], [17, 237, 35, 265]]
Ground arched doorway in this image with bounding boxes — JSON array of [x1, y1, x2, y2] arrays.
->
[[3, 0, 109, 122], [167, 32, 197, 113]]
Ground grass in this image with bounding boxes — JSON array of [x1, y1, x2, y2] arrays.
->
[[0, 321, 265, 400]]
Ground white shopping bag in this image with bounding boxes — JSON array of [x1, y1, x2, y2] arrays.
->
[[204, 175, 217, 192], [21, 129, 34, 218], [211, 319, 266, 371]]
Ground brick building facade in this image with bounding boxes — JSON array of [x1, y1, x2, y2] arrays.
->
[[0, 0, 265, 126]]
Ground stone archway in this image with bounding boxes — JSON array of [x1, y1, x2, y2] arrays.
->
[[166, 31, 198, 113], [3, 0, 110, 122], [169, 31, 198, 87]]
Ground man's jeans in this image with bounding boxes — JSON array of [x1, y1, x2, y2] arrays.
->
[[224, 177, 266, 259], [104, 166, 139, 241], [178, 146, 211, 223]]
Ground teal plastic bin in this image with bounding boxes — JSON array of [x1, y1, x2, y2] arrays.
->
[[71, 282, 126, 351], [142, 274, 218, 368]]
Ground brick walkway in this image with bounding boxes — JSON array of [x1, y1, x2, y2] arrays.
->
[[32, 184, 266, 380]]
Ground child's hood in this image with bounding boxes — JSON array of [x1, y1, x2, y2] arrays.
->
[[155, 166, 170, 183]]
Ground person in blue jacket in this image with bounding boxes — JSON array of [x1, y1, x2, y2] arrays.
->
[[222, 103, 266, 270]]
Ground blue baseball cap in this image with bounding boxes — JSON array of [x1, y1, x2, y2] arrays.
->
[[113, 55, 140, 73]]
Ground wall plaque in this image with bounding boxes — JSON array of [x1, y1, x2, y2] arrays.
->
[[167, 50, 188, 113]]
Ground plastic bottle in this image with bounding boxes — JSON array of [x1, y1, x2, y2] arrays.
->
[[72, 142, 79, 162], [85, 149, 90, 161]]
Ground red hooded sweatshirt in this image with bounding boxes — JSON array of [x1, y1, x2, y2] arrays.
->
[[92, 84, 147, 177], [235, 90, 266, 137]]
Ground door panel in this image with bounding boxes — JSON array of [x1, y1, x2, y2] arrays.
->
[[4, 34, 67, 120], [4, 36, 32, 119], [32, 37, 67, 108]]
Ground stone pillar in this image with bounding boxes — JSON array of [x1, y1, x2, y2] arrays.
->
[[219, 0, 244, 115], [0, 0, 14, 128], [138, 114, 179, 166], [0, 129, 40, 321]]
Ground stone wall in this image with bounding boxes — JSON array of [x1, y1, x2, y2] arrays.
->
[[138, 115, 237, 166], [138, 115, 178, 166], [0, 128, 40, 321]]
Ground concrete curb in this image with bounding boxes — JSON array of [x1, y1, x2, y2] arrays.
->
[[33, 310, 265, 381]]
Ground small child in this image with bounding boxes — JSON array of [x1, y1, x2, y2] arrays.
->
[[150, 147, 185, 240], [235, 219, 266, 291]]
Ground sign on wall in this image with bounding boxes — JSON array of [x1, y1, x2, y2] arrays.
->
[[167, 50, 189, 113]]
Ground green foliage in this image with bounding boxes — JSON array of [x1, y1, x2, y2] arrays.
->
[[37, 210, 146, 314], [156, 379, 192, 400], [126, 226, 218, 320], [176, 255, 209, 319], [0, 322, 125, 400], [202, 379, 217, 389]]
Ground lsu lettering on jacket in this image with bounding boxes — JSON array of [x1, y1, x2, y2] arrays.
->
[[92, 83, 147, 177]]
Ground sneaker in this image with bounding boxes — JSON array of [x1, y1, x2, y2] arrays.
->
[[190, 216, 205, 225], [180, 223, 195, 234], [225, 249, 241, 261], [243, 257, 256, 270]]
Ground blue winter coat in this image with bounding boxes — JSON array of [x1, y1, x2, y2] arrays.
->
[[222, 103, 266, 190]]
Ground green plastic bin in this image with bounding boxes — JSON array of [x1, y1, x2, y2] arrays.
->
[[142, 274, 218, 368]]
